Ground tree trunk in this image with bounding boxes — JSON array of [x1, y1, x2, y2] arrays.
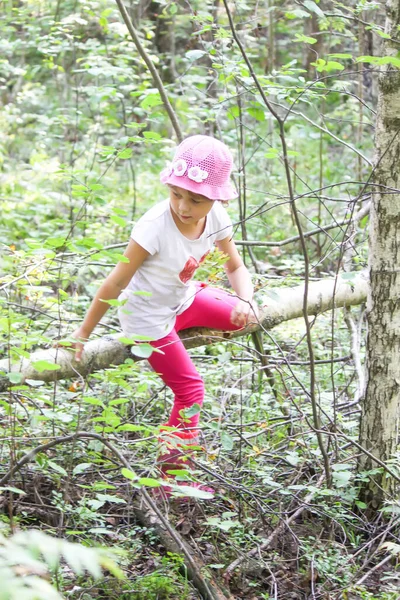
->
[[358, 0, 400, 511], [0, 273, 368, 390]]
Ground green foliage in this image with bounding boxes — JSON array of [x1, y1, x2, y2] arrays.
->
[[0, 529, 123, 600], [0, 0, 393, 597]]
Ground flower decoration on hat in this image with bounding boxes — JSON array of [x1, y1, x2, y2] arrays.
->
[[160, 162, 173, 179], [188, 166, 209, 183], [172, 159, 187, 177]]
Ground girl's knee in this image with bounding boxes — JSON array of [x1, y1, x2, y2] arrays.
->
[[176, 373, 204, 403], [189, 373, 205, 399]]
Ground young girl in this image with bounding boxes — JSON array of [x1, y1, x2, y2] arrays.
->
[[71, 135, 257, 492]]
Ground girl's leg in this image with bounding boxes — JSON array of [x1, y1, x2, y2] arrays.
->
[[149, 329, 204, 428], [175, 284, 241, 333], [148, 286, 241, 429]]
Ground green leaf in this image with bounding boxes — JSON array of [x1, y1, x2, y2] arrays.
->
[[0, 486, 26, 495], [324, 61, 345, 72], [169, 484, 214, 499], [357, 55, 400, 69], [373, 29, 391, 39], [110, 215, 126, 227], [294, 33, 318, 44], [285, 451, 300, 466], [164, 468, 190, 476], [332, 469, 352, 488], [247, 107, 265, 121], [118, 148, 133, 159], [206, 517, 241, 531], [121, 468, 138, 481], [132, 290, 153, 296], [381, 505, 400, 515], [47, 460, 68, 477], [182, 403, 202, 418], [72, 184, 89, 193], [186, 49, 206, 62], [265, 148, 280, 159], [25, 378, 44, 387], [83, 396, 105, 407], [217, 351, 231, 364], [220, 431, 234, 451], [143, 131, 161, 140], [46, 237, 67, 248], [285, 8, 310, 18], [312, 58, 345, 72], [32, 360, 61, 373], [130, 344, 154, 358], [303, 0, 325, 18], [109, 398, 130, 406], [138, 477, 162, 487], [227, 105, 239, 119], [140, 92, 163, 110], [7, 372, 23, 384], [100, 298, 127, 306], [118, 335, 153, 343], [96, 494, 126, 504], [341, 272, 357, 281], [117, 424, 147, 432], [72, 463, 93, 476]]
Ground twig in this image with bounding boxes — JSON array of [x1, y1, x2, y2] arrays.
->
[[224, 474, 325, 579], [354, 553, 393, 586]]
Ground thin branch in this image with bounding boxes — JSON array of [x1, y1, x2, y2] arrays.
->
[[114, 0, 183, 143], [221, 0, 331, 484]]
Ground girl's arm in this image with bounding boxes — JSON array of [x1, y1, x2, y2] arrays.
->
[[71, 239, 150, 360], [216, 236, 258, 327]]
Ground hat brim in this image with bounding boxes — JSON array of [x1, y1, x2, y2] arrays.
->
[[160, 173, 238, 201]]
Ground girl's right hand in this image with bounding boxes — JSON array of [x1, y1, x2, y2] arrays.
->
[[70, 328, 90, 362]]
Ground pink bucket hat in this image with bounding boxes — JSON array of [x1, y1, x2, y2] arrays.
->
[[160, 135, 238, 201]]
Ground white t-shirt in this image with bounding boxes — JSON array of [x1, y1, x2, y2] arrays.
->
[[118, 199, 233, 340]]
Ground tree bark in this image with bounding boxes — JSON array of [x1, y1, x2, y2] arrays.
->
[[358, 0, 400, 511], [0, 273, 368, 391]]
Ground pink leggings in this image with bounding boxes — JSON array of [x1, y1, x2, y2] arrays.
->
[[148, 285, 241, 428]]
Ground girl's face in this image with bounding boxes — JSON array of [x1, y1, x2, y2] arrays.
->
[[168, 185, 214, 227]]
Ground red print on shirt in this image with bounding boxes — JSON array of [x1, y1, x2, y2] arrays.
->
[[200, 251, 210, 264], [179, 251, 210, 284], [179, 256, 199, 283]]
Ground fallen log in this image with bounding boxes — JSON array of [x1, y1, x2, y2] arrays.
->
[[0, 272, 368, 391]]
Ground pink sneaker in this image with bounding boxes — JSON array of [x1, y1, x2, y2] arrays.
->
[[156, 426, 214, 500]]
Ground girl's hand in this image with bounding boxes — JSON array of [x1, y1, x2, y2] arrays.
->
[[69, 328, 90, 362], [230, 299, 259, 327]]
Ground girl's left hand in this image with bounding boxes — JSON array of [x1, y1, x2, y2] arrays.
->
[[230, 299, 259, 327]]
